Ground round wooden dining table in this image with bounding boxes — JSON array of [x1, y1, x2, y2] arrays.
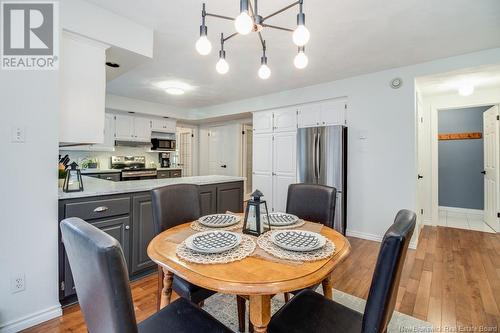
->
[[147, 220, 351, 333]]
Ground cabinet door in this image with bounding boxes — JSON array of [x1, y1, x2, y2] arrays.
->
[[216, 182, 244, 213], [199, 185, 217, 215], [273, 174, 296, 213], [273, 108, 297, 132], [320, 99, 347, 126], [134, 117, 152, 142], [253, 133, 273, 174], [131, 194, 156, 274], [253, 111, 274, 134], [164, 119, 177, 133], [115, 114, 135, 141], [253, 173, 273, 210], [151, 118, 166, 132], [90, 113, 115, 151], [273, 132, 297, 175], [297, 103, 321, 128]]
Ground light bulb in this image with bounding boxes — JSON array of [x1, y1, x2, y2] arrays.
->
[[258, 64, 271, 80], [195, 36, 212, 55], [294, 50, 308, 69], [234, 11, 253, 35], [216, 58, 229, 74], [293, 25, 310, 46]]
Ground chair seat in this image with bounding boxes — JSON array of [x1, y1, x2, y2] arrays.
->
[[173, 275, 216, 304], [138, 297, 232, 333], [269, 289, 363, 333]]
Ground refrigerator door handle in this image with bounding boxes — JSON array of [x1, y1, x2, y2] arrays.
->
[[313, 130, 318, 182], [316, 130, 321, 180]]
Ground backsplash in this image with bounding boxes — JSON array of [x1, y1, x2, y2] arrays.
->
[[59, 146, 178, 169]]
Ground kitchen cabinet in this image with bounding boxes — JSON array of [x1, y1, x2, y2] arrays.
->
[[157, 170, 182, 179], [114, 114, 152, 142], [86, 172, 121, 181], [58, 180, 244, 305], [297, 99, 347, 128], [131, 194, 156, 274], [90, 114, 116, 151], [59, 32, 108, 145], [199, 185, 217, 216], [151, 118, 177, 133], [253, 108, 296, 134], [252, 111, 297, 213]]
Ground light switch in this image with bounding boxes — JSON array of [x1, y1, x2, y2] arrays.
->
[[11, 126, 25, 143]]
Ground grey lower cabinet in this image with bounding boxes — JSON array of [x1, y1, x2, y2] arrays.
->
[[131, 194, 156, 274], [58, 180, 243, 304]]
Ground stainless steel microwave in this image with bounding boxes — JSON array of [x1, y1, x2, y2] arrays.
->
[[151, 138, 176, 151]]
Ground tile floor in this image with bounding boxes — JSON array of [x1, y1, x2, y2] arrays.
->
[[438, 208, 496, 233]]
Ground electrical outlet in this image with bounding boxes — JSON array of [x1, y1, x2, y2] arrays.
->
[[11, 273, 25, 293], [11, 126, 25, 143]]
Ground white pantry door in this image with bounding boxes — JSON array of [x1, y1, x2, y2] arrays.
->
[[483, 105, 499, 231]]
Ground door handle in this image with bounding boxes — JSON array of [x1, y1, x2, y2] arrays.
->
[[93, 206, 109, 212], [418, 174, 423, 179], [221, 165, 227, 168], [481, 170, 486, 175], [316, 130, 321, 180]]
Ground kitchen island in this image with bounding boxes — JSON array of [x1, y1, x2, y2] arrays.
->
[[58, 175, 245, 305]]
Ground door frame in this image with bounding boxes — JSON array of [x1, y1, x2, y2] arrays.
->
[[241, 123, 253, 198], [429, 99, 500, 228]]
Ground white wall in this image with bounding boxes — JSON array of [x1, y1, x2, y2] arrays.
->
[[0, 72, 60, 331], [418, 86, 500, 226], [191, 48, 500, 243]]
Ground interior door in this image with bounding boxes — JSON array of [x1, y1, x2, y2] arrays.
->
[[208, 126, 224, 175], [483, 105, 499, 231]]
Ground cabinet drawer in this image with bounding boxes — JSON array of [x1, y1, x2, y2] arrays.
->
[[157, 171, 170, 179], [170, 170, 182, 178], [65, 197, 130, 220], [99, 173, 121, 181]]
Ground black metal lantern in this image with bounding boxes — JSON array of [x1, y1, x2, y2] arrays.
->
[[243, 190, 270, 236], [63, 162, 84, 193]]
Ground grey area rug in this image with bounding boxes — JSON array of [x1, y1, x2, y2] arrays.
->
[[203, 288, 433, 333]]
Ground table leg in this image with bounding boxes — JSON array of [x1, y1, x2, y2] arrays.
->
[[321, 273, 333, 300], [249, 295, 271, 333], [160, 268, 174, 308], [156, 265, 163, 311]]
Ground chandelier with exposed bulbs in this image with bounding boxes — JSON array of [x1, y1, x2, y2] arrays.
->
[[195, 0, 310, 79]]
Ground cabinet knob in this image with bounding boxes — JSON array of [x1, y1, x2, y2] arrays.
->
[[93, 206, 109, 212], [125, 225, 130, 230]]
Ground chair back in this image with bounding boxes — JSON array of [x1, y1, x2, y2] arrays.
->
[[151, 183, 201, 235], [60, 217, 138, 333], [286, 183, 337, 229], [362, 209, 416, 333]]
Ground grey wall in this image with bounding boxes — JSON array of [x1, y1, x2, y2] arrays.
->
[[438, 106, 492, 209]]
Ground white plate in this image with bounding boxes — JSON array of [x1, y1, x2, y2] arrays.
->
[[263, 212, 299, 226], [198, 214, 241, 228], [270, 230, 326, 252], [185, 231, 242, 254]]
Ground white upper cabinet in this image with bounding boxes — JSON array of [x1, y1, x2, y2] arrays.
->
[[114, 114, 151, 142], [298, 99, 347, 128], [273, 108, 297, 132], [253, 111, 274, 134], [90, 113, 115, 151], [320, 99, 347, 126], [151, 118, 177, 133], [59, 32, 109, 145]]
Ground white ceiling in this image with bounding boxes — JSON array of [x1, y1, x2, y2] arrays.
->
[[416, 65, 500, 96], [88, 0, 500, 108]]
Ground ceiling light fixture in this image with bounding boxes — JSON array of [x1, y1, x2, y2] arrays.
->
[[156, 81, 193, 96], [165, 87, 185, 95], [196, 0, 310, 78], [458, 83, 474, 96]]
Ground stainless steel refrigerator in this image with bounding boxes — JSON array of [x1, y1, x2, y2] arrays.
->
[[297, 125, 347, 234]]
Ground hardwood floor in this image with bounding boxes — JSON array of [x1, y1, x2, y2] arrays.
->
[[23, 226, 500, 332]]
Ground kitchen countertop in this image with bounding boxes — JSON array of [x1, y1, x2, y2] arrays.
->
[[59, 175, 245, 200], [81, 167, 182, 174]]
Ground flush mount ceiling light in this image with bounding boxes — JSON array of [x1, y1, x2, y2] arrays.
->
[[458, 83, 474, 96], [196, 0, 310, 79], [156, 81, 193, 96]]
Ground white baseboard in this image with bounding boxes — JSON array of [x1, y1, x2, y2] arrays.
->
[[423, 218, 434, 226], [439, 206, 483, 216], [0, 305, 62, 333], [346, 230, 417, 250]]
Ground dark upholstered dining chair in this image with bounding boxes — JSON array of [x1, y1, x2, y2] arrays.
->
[[268, 209, 417, 333], [284, 183, 337, 300], [60, 217, 231, 333], [286, 183, 337, 229], [151, 184, 215, 307]]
